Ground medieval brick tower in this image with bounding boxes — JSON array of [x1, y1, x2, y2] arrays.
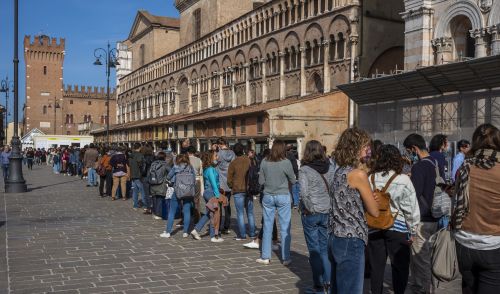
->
[[24, 35, 116, 136], [24, 35, 65, 135]]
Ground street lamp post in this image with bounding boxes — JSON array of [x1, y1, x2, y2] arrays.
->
[[5, 0, 27, 193], [0, 77, 14, 145], [46, 98, 60, 135], [93, 42, 118, 145]]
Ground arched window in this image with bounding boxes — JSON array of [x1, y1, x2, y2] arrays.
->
[[139, 44, 145, 66], [329, 35, 336, 61], [305, 42, 312, 66], [337, 33, 345, 60], [312, 40, 320, 64], [284, 48, 290, 71]]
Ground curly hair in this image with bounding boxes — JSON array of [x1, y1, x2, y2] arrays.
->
[[369, 144, 404, 176], [333, 127, 371, 168]]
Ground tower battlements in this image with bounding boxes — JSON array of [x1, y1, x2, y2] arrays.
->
[[24, 35, 65, 50], [63, 85, 116, 99]]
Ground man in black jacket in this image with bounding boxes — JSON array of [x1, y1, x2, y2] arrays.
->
[[403, 133, 438, 294], [128, 143, 147, 210]]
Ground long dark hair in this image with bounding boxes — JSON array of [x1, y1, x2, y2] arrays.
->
[[469, 123, 500, 156], [370, 144, 404, 176], [429, 134, 447, 152], [301, 140, 327, 165], [267, 140, 286, 162]]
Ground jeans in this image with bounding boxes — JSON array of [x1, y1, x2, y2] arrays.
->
[[53, 162, 60, 173], [27, 158, 34, 170], [302, 213, 331, 288], [367, 230, 411, 294], [456, 242, 500, 294], [409, 222, 438, 294], [131, 179, 147, 208], [328, 235, 365, 294], [99, 171, 112, 196], [261, 194, 291, 261], [166, 196, 193, 234], [87, 168, 97, 186], [2, 164, 9, 181], [220, 191, 231, 231], [233, 193, 256, 239], [291, 182, 300, 206], [152, 195, 167, 217], [194, 190, 216, 238], [141, 177, 150, 208]]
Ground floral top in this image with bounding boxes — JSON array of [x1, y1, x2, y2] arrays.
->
[[328, 166, 368, 244]]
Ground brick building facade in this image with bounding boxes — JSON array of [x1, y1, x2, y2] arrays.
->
[[94, 0, 404, 155], [23, 35, 116, 136]]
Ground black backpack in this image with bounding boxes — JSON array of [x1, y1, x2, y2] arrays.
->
[[246, 160, 261, 196], [148, 161, 165, 185]]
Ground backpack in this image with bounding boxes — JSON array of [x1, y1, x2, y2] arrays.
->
[[366, 173, 399, 230], [174, 165, 196, 200], [423, 159, 451, 218], [246, 160, 261, 196], [148, 161, 166, 185]]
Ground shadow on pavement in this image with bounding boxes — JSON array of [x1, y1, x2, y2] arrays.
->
[[27, 179, 82, 192]]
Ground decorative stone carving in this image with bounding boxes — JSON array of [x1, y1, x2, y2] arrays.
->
[[479, 0, 492, 13]]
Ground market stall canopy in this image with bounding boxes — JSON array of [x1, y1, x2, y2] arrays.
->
[[338, 55, 500, 105]]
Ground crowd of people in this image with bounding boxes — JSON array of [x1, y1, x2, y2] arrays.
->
[[1, 123, 499, 294]]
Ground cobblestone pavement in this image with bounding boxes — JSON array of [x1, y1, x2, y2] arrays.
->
[[1, 165, 461, 294]]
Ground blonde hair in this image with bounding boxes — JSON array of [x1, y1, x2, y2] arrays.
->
[[333, 127, 371, 168]]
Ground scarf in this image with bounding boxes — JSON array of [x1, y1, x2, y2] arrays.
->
[[452, 149, 500, 230]]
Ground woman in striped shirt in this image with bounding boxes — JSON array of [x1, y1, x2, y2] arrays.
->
[[367, 144, 420, 294]]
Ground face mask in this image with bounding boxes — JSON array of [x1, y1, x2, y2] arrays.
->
[[411, 151, 419, 162], [212, 160, 218, 165]]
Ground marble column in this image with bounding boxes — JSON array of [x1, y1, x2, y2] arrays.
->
[[159, 92, 164, 116], [431, 37, 452, 64], [471, 29, 488, 58], [188, 81, 193, 113], [245, 63, 251, 106], [279, 51, 286, 100], [219, 73, 224, 107], [300, 47, 306, 96], [323, 40, 331, 92], [261, 58, 268, 103], [230, 68, 236, 108], [488, 25, 500, 55], [207, 76, 213, 108]]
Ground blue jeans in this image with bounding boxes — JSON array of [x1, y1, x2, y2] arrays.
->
[[87, 168, 97, 185], [194, 190, 216, 238], [131, 179, 147, 208], [302, 213, 331, 288], [261, 194, 291, 261], [166, 196, 193, 234], [53, 162, 60, 173], [233, 193, 256, 239], [328, 235, 365, 294], [292, 182, 300, 206], [2, 164, 9, 180]]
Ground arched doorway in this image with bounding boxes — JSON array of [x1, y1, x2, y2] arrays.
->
[[450, 15, 475, 59], [307, 72, 323, 94]]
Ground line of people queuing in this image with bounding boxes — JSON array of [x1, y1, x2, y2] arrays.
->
[[9, 122, 499, 294]]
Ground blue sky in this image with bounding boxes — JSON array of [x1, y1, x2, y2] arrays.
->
[[0, 0, 179, 122]]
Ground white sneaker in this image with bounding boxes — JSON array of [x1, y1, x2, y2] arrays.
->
[[160, 232, 170, 238], [255, 258, 270, 265], [183, 233, 188, 238], [243, 240, 259, 249], [152, 215, 162, 220], [210, 237, 224, 243], [190, 230, 201, 240]]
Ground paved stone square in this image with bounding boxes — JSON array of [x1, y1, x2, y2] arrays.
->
[[1, 165, 461, 294]]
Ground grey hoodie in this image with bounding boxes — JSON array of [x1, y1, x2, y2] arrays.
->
[[217, 148, 236, 192]]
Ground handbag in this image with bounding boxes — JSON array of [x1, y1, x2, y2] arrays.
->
[[431, 228, 459, 282]]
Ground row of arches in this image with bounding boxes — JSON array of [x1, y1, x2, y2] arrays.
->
[[122, 4, 354, 92]]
